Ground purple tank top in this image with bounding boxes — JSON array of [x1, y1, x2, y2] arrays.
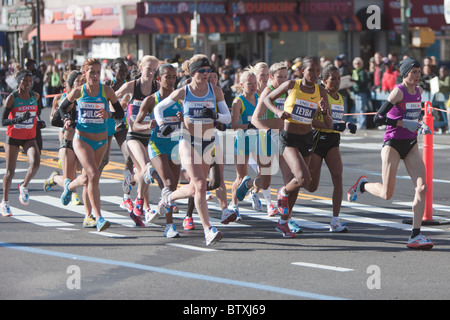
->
[[384, 84, 421, 142]]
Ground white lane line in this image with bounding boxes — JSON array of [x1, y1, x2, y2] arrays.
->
[[89, 231, 128, 238], [292, 262, 354, 272], [7, 206, 74, 228], [166, 243, 218, 252]]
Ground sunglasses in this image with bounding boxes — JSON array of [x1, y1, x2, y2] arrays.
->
[[197, 68, 212, 74]]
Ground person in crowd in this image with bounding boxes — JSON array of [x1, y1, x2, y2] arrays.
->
[[351, 57, 371, 129], [381, 58, 400, 92]]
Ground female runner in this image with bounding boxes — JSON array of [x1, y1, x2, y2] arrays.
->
[[153, 55, 231, 245], [264, 56, 332, 238], [115, 55, 159, 226], [59, 58, 124, 232], [1, 70, 41, 216], [307, 64, 357, 232], [347, 57, 433, 250]]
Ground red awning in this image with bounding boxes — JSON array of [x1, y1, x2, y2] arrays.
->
[[84, 18, 123, 37], [271, 15, 309, 32], [131, 16, 190, 34], [28, 23, 80, 41], [332, 15, 362, 31]]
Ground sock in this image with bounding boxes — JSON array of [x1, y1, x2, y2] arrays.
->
[[331, 217, 340, 224], [411, 228, 420, 238], [123, 194, 130, 200], [278, 218, 288, 224], [360, 181, 367, 193], [280, 187, 288, 197], [261, 188, 272, 205]]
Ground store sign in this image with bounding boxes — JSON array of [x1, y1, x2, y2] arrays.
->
[[91, 38, 120, 60], [7, 7, 33, 31], [298, 0, 353, 16], [384, 0, 448, 32], [141, 1, 227, 17], [232, 1, 298, 15]]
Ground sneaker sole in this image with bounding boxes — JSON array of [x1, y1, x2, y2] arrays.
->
[[347, 176, 368, 202], [275, 226, 296, 238], [407, 243, 433, 250], [130, 212, 145, 227], [221, 212, 237, 225], [97, 221, 111, 232], [206, 231, 223, 246]]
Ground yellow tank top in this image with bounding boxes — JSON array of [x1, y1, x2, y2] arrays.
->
[[315, 91, 345, 133], [284, 80, 320, 125]]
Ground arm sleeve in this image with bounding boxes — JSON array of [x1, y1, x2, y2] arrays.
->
[[373, 100, 398, 126], [110, 101, 124, 120], [153, 97, 177, 126], [2, 107, 17, 126], [216, 100, 231, 124]]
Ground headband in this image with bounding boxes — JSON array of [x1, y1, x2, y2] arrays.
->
[[16, 71, 33, 84], [400, 57, 421, 78], [189, 58, 211, 75], [67, 71, 82, 88]]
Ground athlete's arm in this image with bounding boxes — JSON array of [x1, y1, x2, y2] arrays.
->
[[264, 80, 294, 120], [133, 94, 155, 132], [373, 86, 403, 126], [153, 87, 185, 126], [213, 85, 231, 124], [251, 86, 272, 131]]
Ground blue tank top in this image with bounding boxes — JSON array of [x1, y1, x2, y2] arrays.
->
[[76, 83, 109, 134], [234, 93, 259, 125], [151, 91, 182, 140], [183, 82, 216, 124]]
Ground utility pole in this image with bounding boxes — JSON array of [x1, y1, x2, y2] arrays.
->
[[35, 0, 41, 64], [400, 0, 409, 56]]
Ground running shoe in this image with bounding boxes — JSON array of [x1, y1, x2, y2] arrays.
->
[[172, 205, 179, 213], [71, 193, 83, 206], [183, 216, 195, 230], [18, 182, 29, 205], [158, 187, 173, 217], [96, 216, 110, 232], [329, 218, 348, 233], [228, 203, 242, 221], [120, 197, 134, 213], [122, 169, 132, 193], [1, 201, 12, 217], [407, 234, 434, 250], [288, 220, 303, 234], [61, 179, 73, 206], [205, 226, 223, 246], [277, 187, 289, 216], [267, 203, 278, 217], [347, 176, 368, 202], [236, 176, 251, 201], [249, 190, 262, 211], [83, 215, 96, 228], [43, 170, 60, 192], [206, 191, 213, 201], [145, 208, 160, 224], [131, 198, 145, 227], [221, 208, 237, 225], [275, 220, 296, 238], [143, 163, 155, 185], [164, 224, 180, 238]]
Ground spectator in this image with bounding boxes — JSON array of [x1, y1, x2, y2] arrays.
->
[[381, 58, 400, 92], [438, 66, 450, 94], [218, 68, 234, 109], [372, 52, 384, 90], [351, 57, 371, 129], [419, 64, 436, 92], [334, 55, 350, 76]]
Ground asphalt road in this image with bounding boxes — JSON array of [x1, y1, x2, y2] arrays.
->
[[1, 107, 450, 303]]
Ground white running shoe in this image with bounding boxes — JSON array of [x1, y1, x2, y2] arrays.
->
[[205, 226, 222, 246], [329, 218, 348, 233], [164, 224, 180, 238], [249, 190, 262, 211], [407, 234, 433, 250], [122, 170, 132, 194], [145, 208, 160, 224], [220, 208, 237, 225], [18, 182, 29, 205], [1, 201, 12, 217]]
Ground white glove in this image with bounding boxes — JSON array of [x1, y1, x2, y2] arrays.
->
[[419, 122, 432, 135], [402, 119, 421, 132]]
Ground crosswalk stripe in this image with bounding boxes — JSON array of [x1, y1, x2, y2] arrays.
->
[[7, 205, 74, 228]]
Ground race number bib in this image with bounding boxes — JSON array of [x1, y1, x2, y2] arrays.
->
[[78, 102, 105, 124], [291, 99, 317, 124]]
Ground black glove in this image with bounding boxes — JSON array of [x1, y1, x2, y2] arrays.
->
[[37, 120, 46, 129], [200, 107, 217, 119], [333, 122, 346, 132], [247, 122, 256, 130], [160, 123, 174, 137], [17, 110, 31, 123], [346, 122, 357, 134]]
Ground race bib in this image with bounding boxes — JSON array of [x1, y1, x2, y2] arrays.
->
[[404, 102, 421, 121], [330, 104, 345, 122], [78, 102, 105, 124], [291, 99, 317, 124]]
